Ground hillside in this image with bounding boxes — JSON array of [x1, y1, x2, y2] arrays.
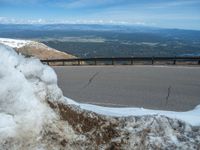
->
[[0, 38, 76, 59]]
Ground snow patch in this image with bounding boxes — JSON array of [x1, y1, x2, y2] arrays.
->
[[64, 97, 200, 126], [0, 38, 31, 48]]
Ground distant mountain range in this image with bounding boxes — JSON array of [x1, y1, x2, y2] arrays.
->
[[1, 24, 200, 35], [0, 24, 200, 57]]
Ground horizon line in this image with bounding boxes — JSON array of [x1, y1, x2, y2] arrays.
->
[[0, 23, 200, 31]]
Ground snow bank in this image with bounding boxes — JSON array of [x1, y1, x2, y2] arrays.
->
[[0, 38, 31, 48], [0, 44, 66, 148], [65, 98, 200, 126]]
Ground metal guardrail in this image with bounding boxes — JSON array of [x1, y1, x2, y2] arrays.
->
[[41, 57, 200, 66]]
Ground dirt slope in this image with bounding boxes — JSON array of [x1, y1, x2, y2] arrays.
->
[[16, 41, 76, 59]]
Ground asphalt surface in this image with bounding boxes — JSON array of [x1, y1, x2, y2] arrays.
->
[[53, 66, 200, 111]]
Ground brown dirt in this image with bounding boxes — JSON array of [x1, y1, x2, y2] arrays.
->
[[47, 101, 128, 149], [16, 42, 76, 60], [46, 100, 200, 149]]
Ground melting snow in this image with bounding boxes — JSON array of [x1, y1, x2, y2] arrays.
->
[[65, 98, 200, 126], [0, 44, 63, 147]]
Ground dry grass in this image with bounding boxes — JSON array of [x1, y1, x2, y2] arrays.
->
[[47, 101, 128, 149], [16, 42, 76, 60]]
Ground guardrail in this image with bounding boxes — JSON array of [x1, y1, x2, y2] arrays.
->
[[41, 56, 200, 66]]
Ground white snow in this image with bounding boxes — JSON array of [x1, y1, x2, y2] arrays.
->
[[0, 38, 31, 48], [65, 97, 200, 126], [0, 44, 62, 145]]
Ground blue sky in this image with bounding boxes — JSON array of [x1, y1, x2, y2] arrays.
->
[[0, 0, 200, 30]]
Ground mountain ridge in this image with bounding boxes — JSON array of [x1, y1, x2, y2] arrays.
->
[[0, 38, 76, 59]]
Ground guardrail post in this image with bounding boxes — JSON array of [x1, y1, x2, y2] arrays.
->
[[131, 57, 134, 65], [78, 60, 80, 65], [62, 61, 65, 66], [112, 58, 114, 65], [94, 58, 97, 65], [173, 57, 176, 65], [151, 57, 154, 65], [47, 61, 49, 65]]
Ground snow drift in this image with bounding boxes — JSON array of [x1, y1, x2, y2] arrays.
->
[[0, 44, 75, 149], [0, 44, 200, 149]]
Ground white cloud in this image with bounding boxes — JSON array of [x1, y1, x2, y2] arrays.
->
[[0, 17, 5, 21], [0, 17, 48, 24], [0, 16, 152, 26]]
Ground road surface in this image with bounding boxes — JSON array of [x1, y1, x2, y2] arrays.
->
[[53, 66, 200, 111]]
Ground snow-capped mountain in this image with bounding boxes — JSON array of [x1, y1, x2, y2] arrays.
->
[[0, 38, 75, 59]]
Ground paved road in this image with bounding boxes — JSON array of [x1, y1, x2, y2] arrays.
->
[[53, 66, 200, 111]]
